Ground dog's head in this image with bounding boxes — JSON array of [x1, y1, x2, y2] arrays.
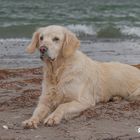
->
[[26, 25, 80, 61]]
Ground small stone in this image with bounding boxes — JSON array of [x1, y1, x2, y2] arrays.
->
[[2, 125, 8, 130], [35, 135, 41, 138]]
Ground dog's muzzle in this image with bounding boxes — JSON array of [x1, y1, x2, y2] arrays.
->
[[39, 46, 55, 61], [39, 46, 48, 60]]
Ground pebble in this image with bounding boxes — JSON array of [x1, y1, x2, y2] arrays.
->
[[2, 125, 8, 130]]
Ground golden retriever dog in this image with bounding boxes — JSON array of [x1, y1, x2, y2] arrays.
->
[[22, 25, 140, 129]]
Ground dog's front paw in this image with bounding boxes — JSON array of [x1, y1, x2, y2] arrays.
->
[[44, 113, 62, 127], [22, 117, 39, 129]]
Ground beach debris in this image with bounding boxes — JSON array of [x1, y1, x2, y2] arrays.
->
[[35, 135, 42, 139], [2, 125, 8, 130]]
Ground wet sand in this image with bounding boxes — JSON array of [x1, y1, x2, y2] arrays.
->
[[0, 39, 140, 140], [0, 39, 140, 69]]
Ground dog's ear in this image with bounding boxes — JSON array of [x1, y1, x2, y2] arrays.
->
[[26, 28, 42, 54], [62, 30, 80, 58]]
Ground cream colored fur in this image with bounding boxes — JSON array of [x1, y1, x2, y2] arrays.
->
[[22, 25, 140, 129]]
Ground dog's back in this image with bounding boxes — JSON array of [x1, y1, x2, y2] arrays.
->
[[70, 50, 140, 103]]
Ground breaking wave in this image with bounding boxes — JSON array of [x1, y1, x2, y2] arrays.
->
[[67, 24, 140, 38]]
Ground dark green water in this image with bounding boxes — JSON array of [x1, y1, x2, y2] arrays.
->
[[0, 0, 140, 38]]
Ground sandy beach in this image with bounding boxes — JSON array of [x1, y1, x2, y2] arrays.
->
[[1, 0, 140, 139], [0, 39, 140, 140]]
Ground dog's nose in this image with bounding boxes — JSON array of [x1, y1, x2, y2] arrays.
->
[[39, 46, 48, 53]]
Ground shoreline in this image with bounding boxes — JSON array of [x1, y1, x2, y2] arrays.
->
[[0, 39, 140, 69]]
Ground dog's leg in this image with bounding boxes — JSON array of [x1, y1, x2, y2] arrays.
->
[[44, 101, 89, 126], [22, 92, 63, 129], [22, 94, 50, 129]]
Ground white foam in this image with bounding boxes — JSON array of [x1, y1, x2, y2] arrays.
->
[[1, 22, 31, 27], [121, 26, 140, 37], [67, 24, 96, 36], [0, 38, 30, 42]]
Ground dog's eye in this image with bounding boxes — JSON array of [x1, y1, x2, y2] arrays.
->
[[53, 37, 59, 42], [40, 36, 43, 41]]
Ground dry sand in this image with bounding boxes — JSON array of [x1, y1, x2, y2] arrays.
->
[[0, 65, 140, 140]]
